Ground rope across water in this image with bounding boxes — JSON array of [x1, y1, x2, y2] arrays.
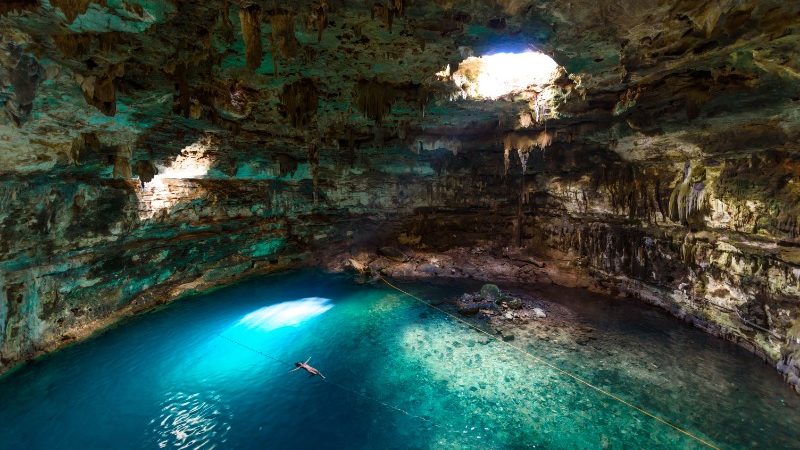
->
[[376, 275, 722, 450]]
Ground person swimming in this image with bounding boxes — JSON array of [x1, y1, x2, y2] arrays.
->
[[290, 357, 325, 379]]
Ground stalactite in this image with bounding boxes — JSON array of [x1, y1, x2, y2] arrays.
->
[[308, 141, 320, 204], [272, 153, 298, 177], [355, 79, 395, 124], [346, 127, 356, 167], [219, 0, 235, 42], [271, 12, 299, 75], [169, 63, 192, 117], [669, 163, 707, 226], [68, 132, 100, 165], [280, 78, 319, 128], [134, 160, 158, 187], [369, 1, 396, 32], [309, 0, 329, 42], [0, 0, 39, 15], [50, 0, 101, 22], [503, 145, 510, 176], [516, 148, 530, 173], [52, 33, 94, 58], [502, 131, 553, 175], [392, 0, 405, 17], [112, 156, 131, 179], [239, 2, 263, 71], [685, 88, 710, 121], [77, 65, 121, 116], [110, 144, 132, 179], [3, 45, 42, 126]]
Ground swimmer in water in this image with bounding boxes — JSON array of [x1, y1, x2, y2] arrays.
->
[[290, 357, 325, 379]]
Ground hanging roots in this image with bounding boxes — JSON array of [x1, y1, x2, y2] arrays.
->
[[280, 78, 319, 128], [239, 2, 263, 70], [502, 131, 553, 175], [355, 79, 395, 124]]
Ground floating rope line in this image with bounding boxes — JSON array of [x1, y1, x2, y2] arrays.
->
[[214, 332, 457, 435], [216, 333, 292, 365], [377, 275, 722, 450]]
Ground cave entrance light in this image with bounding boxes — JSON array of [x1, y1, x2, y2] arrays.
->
[[447, 50, 560, 100]]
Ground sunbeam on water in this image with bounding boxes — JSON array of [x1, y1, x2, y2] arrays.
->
[[237, 297, 333, 332]]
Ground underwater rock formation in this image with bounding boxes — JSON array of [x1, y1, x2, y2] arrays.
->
[[0, 0, 798, 393]]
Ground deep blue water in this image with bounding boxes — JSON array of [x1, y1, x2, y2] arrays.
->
[[0, 270, 798, 449]]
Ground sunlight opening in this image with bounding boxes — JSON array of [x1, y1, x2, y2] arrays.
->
[[445, 50, 560, 100]]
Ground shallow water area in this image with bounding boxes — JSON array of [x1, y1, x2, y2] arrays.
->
[[0, 270, 798, 449]]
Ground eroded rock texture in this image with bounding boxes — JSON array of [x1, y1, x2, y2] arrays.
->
[[0, 0, 799, 390]]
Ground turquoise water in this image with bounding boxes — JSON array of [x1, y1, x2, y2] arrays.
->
[[0, 270, 798, 449]]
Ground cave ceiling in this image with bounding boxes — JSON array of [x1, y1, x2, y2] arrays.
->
[[0, 0, 798, 174]]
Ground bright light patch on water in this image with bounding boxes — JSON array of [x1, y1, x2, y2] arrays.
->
[[447, 51, 560, 100], [238, 298, 333, 331]]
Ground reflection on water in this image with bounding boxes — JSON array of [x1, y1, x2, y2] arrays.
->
[[149, 391, 232, 449], [237, 298, 333, 332]]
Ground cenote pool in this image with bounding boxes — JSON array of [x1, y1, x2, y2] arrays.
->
[[0, 270, 798, 449]]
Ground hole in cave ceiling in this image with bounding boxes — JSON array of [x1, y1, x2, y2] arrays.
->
[[441, 50, 561, 100]]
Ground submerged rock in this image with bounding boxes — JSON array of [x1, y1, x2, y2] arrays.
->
[[496, 328, 515, 341], [501, 296, 523, 310], [457, 293, 494, 316], [480, 284, 502, 302]]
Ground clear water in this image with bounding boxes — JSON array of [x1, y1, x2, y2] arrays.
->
[[0, 270, 798, 449]]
